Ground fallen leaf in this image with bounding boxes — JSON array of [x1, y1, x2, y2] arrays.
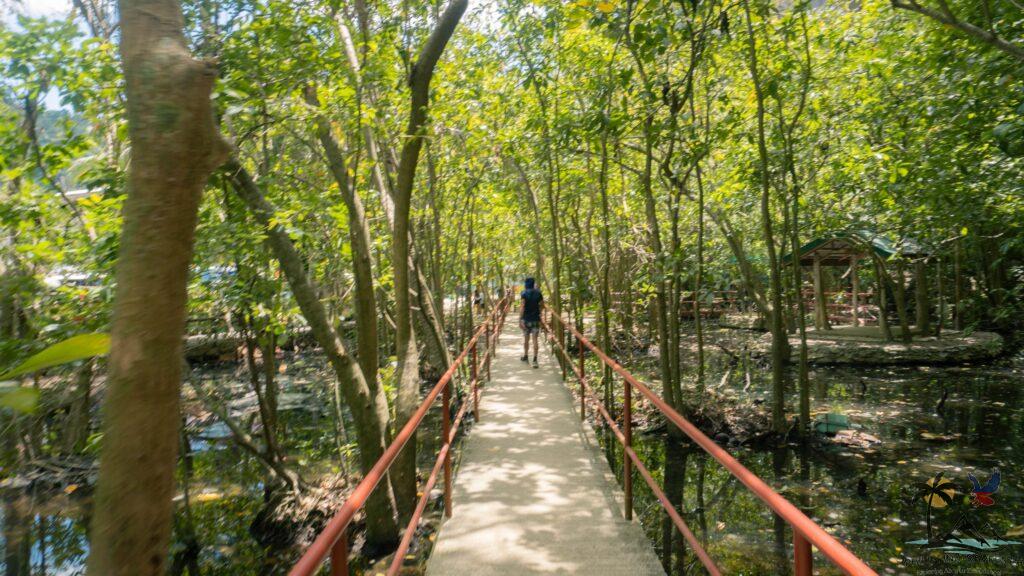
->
[[920, 432, 958, 442]]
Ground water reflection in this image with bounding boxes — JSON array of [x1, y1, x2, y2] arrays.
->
[[1, 350, 360, 575], [0, 492, 89, 576], [600, 349, 1024, 574], [5, 343, 1024, 574]]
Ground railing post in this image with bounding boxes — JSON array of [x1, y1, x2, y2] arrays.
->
[[485, 320, 493, 382], [472, 341, 481, 423], [557, 316, 567, 382], [578, 336, 585, 421], [330, 530, 349, 576], [793, 531, 812, 576], [442, 380, 452, 518], [624, 378, 633, 521], [471, 339, 479, 389]]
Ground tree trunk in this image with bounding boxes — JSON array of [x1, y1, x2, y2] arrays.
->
[[390, 0, 468, 518], [0, 247, 18, 468], [304, 86, 379, 386], [508, 157, 548, 288], [225, 160, 399, 550], [743, 0, 787, 434], [598, 128, 614, 411], [336, 16, 452, 377], [466, 203, 476, 354], [62, 359, 93, 454], [935, 254, 945, 338], [791, 210, 810, 435], [690, 90, 707, 392], [87, 0, 228, 572], [953, 237, 963, 330]]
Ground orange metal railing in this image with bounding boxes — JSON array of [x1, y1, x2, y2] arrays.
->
[[542, 306, 877, 576], [290, 296, 510, 576]]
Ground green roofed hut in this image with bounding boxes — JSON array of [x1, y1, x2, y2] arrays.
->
[[782, 230, 929, 334]]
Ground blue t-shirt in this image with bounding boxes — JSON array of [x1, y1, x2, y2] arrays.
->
[[521, 288, 543, 321]]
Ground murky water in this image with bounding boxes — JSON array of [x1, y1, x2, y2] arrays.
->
[[0, 350, 464, 575], [594, 335, 1024, 575], [3, 333, 1022, 575]]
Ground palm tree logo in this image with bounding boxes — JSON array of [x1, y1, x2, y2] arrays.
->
[[907, 470, 1022, 557], [915, 472, 956, 543]]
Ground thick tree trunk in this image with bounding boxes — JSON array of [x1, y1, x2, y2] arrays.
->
[[225, 160, 399, 550], [87, 1, 229, 573], [390, 0, 468, 518], [305, 86, 379, 385]]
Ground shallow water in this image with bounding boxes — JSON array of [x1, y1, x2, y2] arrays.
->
[[594, 340, 1024, 575], [0, 350, 464, 576], [3, 338, 1023, 575]]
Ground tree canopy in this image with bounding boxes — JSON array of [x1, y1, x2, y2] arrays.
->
[[1, 0, 1022, 573]]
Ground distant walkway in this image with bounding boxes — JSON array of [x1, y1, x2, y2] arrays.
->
[[425, 324, 665, 576]]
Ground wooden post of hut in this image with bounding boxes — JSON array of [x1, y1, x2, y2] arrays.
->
[[851, 257, 860, 327], [914, 258, 930, 333], [812, 254, 830, 330]]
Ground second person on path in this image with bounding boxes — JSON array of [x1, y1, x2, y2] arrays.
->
[[519, 277, 543, 368]]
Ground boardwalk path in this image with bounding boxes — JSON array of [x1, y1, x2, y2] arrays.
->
[[425, 324, 666, 576]]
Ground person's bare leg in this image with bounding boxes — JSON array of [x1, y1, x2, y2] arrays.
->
[[522, 332, 529, 360], [532, 331, 539, 364]]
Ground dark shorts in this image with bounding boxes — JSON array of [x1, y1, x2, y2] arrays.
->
[[520, 319, 541, 335]]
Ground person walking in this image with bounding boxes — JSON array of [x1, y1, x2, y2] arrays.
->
[[473, 288, 485, 313], [519, 277, 543, 367]]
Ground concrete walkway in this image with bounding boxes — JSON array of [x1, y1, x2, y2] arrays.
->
[[425, 325, 666, 576]]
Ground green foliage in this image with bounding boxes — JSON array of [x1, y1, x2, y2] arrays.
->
[[0, 333, 110, 381], [2, 0, 1024, 568], [0, 333, 110, 413], [0, 385, 39, 413]]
